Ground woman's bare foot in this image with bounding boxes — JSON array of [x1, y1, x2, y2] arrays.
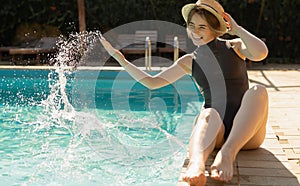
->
[[210, 149, 234, 182], [183, 160, 207, 186]]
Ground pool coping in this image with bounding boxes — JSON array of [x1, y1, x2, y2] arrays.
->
[[1, 63, 300, 71], [0, 65, 168, 71]]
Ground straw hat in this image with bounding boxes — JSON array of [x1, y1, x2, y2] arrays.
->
[[182, 0, 227, 33]]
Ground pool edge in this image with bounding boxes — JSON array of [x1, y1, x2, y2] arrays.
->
[[0, 65, 168, 71]]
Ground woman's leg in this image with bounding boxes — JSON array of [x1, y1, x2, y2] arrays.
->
[[183, 108, 225, 186], [211, 85, 269, 182]]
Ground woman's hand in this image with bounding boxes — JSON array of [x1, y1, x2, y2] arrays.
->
[[223, 12, 240, 36], [99, 37, 118, 57]]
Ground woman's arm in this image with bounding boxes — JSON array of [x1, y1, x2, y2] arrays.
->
[[224, 13, 268, 62], [100, 37, 193, 90]]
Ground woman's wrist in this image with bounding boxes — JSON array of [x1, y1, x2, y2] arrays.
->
[[231, 25, 243, 36]]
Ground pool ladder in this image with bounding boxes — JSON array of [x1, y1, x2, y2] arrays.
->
[[145, 36, 180, 71], [144, 36, 179, 114]]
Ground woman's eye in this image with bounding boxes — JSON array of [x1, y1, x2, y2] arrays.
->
[[188, 24, 194, 29]]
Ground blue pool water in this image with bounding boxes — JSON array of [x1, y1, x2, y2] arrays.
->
[[0, 69, 203, 185]]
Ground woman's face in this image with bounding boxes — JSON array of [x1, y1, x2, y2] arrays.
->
[[187, 13, 217, 46]]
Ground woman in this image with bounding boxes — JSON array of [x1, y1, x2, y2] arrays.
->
[[100, 0, 268, 185]]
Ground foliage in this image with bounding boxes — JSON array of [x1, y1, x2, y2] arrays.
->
[[0, 0, 78, 46], [0, 0, 299, 62], [13, 23, 61, 45]]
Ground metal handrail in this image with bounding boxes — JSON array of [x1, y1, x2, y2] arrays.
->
[[145, 36, 152, 71], [173, 36, 179, 62]]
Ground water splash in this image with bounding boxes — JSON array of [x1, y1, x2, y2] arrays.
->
[[0, 31, 195, 185], [36, 31, 102, 131], [50, 31, 102, 68]]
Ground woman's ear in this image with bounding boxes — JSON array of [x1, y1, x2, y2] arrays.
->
[[186, 27, 192, 39]]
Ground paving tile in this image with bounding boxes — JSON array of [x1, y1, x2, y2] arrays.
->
[[293, 148, 300, 154], [237, 151, 288, 162], [289, 161, 300, 174], [239, 167, 297, 177], [284, 148, 300, 160], [206, 176, 238, 185], [238, 160, 290, 169], [264, 148, 287, 156], [274, 129, 300, 136], [288, 139, 300, 146], [239, 175, 300, 186], [279, 138, 289, 144], [261, 139, 282, 148]]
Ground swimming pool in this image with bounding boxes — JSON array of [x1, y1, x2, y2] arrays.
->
[[0, 68, 203, 185]]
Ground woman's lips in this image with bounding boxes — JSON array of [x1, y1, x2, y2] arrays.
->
[[191, 33, 204, 45], [191, 33, 203, 41]]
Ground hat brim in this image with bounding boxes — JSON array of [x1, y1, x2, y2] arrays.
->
[[182, 3, 227, 33]]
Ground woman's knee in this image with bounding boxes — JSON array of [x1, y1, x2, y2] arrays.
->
[[200, 108, 219, 119], [198, 108, 222, 124], [253, 85, 268, 96], [246, 85, 268, 102]]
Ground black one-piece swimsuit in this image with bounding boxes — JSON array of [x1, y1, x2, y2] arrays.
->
[[192, 39, 249, 139]]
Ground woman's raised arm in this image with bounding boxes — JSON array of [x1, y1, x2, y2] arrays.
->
[[224, 12, 268, 62], [100, 37, 193, 90]]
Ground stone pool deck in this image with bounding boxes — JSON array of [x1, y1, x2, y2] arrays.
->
[[177, 64, 300, 186]]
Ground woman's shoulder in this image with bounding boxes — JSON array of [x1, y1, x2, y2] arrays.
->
[[177, 53, 194, 63], [177, 53, 194, 65], [176, 53, 194, 75]]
